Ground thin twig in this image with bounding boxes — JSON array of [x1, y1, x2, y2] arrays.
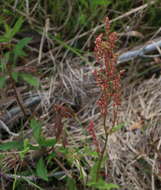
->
[[118, 39, 161, 64], [0, 120, 19, 136], [54, 157, 72, 178]]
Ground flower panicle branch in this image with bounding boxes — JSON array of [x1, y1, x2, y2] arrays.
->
[[87, 120, 101, 153], [53, 104, 74, 144], [94, 17, 121, 123]]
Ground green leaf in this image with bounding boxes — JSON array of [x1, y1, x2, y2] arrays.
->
[[47, 152, 56, 163], [0, 141, 23, 151], [19, 139, 30, 160], [111, 123, 125, 133], [3, 17, 24, 42], [13, 37, 32, 59], [10, 17, 24, 39], [4, 23, 10, 33], [28, 144, 40, 150], [79, 13, 86, 25], [91, 0, 111, 6], [0, 76, 6, 88], [80, 0, 88, 8], [30, 119, 42, 143], [39, 138, 57, 147], [19, 147, 30, 160], [0, 17, 4, 25], [83, 147, 99, 158], [89, 160, 99, 182], [66, 177, 77, 190], [36, 158, 48, 181], [0, 52, 10, 70], [21, 73, 39, 87], [11, 72, 19, 82], [58, 147, 69, 155], [88, 179, 119, 190], [0, 36, 9, 42]]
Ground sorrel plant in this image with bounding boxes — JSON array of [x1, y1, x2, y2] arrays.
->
[[93, 17, 121, 180]]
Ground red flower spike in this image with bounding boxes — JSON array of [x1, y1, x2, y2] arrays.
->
[[94, 17, 121, 121]]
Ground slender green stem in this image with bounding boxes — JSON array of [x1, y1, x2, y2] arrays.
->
[[96, 108, 118, 181], [96, 115, 108, 181]]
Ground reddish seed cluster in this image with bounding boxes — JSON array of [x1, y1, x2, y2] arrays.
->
[[94, 17, 121, 117], [54, 104, 73, 118], [87, 120, 100, 153], [53, 104, 74, 143]]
